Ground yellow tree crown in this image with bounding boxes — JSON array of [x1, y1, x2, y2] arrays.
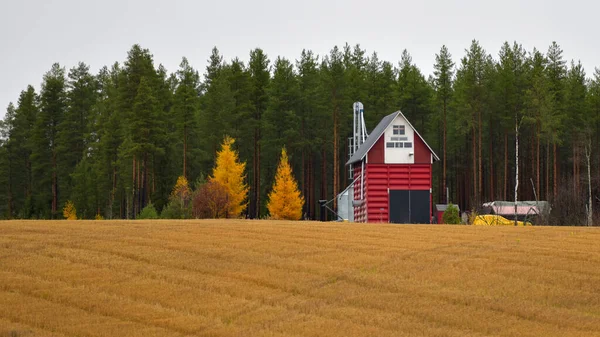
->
[[63, 200, 77, 220], [171, 176, 191, 202], [210, 136, 249, 218], [267, 147, 304, 220]]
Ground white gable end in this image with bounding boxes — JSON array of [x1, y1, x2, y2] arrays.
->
[[384, 114, 415, 164]]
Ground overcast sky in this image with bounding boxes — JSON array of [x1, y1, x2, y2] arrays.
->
[[1, 0, 599, 120]]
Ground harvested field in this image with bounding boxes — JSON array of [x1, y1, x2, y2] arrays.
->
[[0, 220, 599, 337]]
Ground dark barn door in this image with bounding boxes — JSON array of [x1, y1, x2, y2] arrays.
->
[[389, 190, 430, 224], [410, 190, 430, 224], [389, 190, 410, 224]]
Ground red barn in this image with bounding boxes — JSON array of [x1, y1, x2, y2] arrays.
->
[[347, 110, 439, 223]]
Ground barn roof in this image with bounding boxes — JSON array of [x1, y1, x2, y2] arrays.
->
[[346, 110, 440, 165]]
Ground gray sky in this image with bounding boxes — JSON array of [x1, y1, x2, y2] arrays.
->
[[1, 0, 599, 120]]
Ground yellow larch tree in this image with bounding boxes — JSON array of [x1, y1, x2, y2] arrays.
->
[[63, 200, 77, 220], [267, 147, 304, 220], [171, 176, 192, 205], [210, 136, 249, 218]]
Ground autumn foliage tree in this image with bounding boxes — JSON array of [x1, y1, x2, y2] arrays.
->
[[63, 200, 77, 220], [267, 148, 304, 220], [161, 176, 192, 218], [210, 136, 248, 218], [193, 181, 229, 218]]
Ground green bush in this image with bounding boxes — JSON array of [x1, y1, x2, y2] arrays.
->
[[160, 198, 191, 219], [442, 204, 461, 224], [137, 202, 159, 219]]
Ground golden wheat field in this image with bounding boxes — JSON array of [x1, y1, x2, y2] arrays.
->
[[0, 220, 599, 337]]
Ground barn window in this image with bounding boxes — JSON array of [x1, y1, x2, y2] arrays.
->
[[395, 142, 404, 148], [404, 142, 412, 148], [393, 125, 405, 135], [386, 142, 395, 148]]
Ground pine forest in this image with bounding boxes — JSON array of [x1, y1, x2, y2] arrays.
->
[[1, 41, 599, 225]]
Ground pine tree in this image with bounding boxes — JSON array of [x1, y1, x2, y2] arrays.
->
[[267, 147, 304, 220], [452, 41, 491, 208], [31, 63, 67, 218], [496, 42, 527, 201], [201, 61, 235, 167], [173, 57, 200, 179], [565, 60, 588, 193], [95, 64, 122, 219], [210, 136, 249, 218], [11, 86, 38, 218], [248, 48, 270, 218], [432, 45, 454, 203], [0, 103, 16, 218], [524, 48, 552, 198], [227, 58, 253, 165], [130, 76, 160, 214], [297, 49, 325, 219], [322, 46, 346, 212], [57, 62, 98, 210], [263, 56, 301, 189], [546, 41, 567, 199]]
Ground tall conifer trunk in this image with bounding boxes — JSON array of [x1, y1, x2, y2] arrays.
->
[[472, 128, 477, 206], [553, 143, 558, 199], [321, 146, 327, 221], [546, 141, 550, 200], [536, 129, 540, 198], [52, 153, 57, 218], [183, 126, 187, 178], [489, 127, 494, 200], [333, 105, 339, 212], [478, 109, 482, 203], [443, 100, 447, 203], [504, 132, 508, 200]]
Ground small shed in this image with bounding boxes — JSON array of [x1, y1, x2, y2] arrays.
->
[[347, 110, 439, 223], [435, 204, 460, 224], [482, 201, 549, 222]]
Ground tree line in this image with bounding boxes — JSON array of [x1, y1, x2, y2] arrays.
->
[[1, 41, 599, 224]]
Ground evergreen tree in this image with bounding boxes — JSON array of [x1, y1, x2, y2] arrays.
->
[[432, 46, 454, 203], [248, 48, 270, 218], [31, 63, 67, 218], [201, 59, 235, 167], [322, 46, 346, 211], [130, 76, 160, 213], [263, 57, 301, 187], [94, 64, 122, 219], [11, 86, 38, 218], [296, 49, 325, 219], [173, 57, 200, 179], [117, 45, 158, 218], [227, 58, 253, 165], [546, 41, 568, 198], [57, 62, 98, 210], [0, 103, 16, 218], [452, 41, 492, 208], [267, 147, 304, 220], [524, 48, 552, 198], [565, 60, 588, 193]]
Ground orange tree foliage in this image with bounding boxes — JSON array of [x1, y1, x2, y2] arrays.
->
[[171, 176, 192, 204], [210, 136, 249, 218], [193, 181, 229, 219], [267, 148, 304, 220], [63, 200, 77, 220]]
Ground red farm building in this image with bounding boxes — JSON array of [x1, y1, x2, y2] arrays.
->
[[347, 110, 439, 223]]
